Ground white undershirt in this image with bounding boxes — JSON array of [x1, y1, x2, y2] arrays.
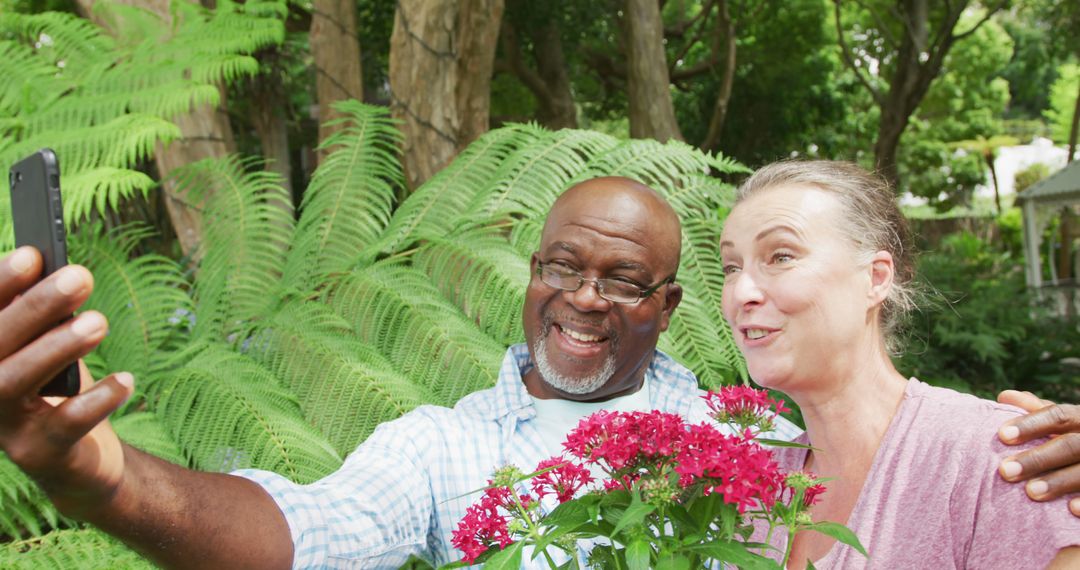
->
[[528, 378, 652, 458]]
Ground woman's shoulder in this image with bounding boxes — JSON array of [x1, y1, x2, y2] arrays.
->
[[901, 378, 1026, 448]]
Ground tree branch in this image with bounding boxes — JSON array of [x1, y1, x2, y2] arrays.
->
[[665, 0, 716, 36], [833, 0, 883, 105], [851, 0, 899, 49], [665, 0, 717, 69], [498, 18, 552, 102], [951, 0, 1008, 42]]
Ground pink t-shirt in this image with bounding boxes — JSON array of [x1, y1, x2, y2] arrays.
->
[[753, 378, 1079, 568]]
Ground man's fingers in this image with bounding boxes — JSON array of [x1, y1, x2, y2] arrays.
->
[[49, 373, 133, 446], [999, 403, 1080, 445], [997, 389, 1054, 412], [1001, 432, 1080, 483], [1013, 459, 1080, 504], [0, 247, 42, 308], [0, 311, 108, 401], [0, 265, 94, 360]]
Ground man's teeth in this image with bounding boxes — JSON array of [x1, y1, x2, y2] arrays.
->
[[746, 329, 768, 340], [562, 327, 603, 342]]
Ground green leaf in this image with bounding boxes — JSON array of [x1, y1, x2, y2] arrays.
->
[[804, 521, 868, 557], [654, 554, 692, 570], [685, 540, 780, 569], [756, 438, 818, 450], [609, 492, 656, 537], [625, 539, 652, 570], [482, 541, 524, 570]]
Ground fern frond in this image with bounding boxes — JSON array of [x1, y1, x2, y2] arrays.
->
[[70, 223, 192, 382], [508, 218, 543, 258], [324, 261, 505, 405], [412, 229, 529, 346], [466, 126, 620, 223], [374, 124, 542, 254], [171, 156, 293, 341], [0, 528, 154, 569], [0, 113, 181, 175], [246, 300, 430, 456], [0, 41, 65, 117], [283, 101, 402, 290], [148, 344, 342, 483], [60, 167, 156, 226], [0, 455, 65, 539], [112, 412, 187, 465], [0, 12, 115, 71], [656, 215, 746, 387], [169, 0, 285, 57]]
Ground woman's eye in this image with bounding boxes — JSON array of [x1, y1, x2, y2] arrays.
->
[[771, 252, 794, 264], [722, 264, 741, 275]]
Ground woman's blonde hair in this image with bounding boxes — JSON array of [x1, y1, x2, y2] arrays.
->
[[736, 159, 916, 354]]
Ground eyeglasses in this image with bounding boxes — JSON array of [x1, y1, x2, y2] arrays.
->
[[535, 262, 675, 304]]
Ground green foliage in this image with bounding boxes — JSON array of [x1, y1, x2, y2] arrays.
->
[[1045, 62, 1080, 145], [897, 232, 1079, 400], [0, 1, 285, 251], [0, 528, 156, 569]]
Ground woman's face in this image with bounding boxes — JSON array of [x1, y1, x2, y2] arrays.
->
[[720, 184, 880, 391]]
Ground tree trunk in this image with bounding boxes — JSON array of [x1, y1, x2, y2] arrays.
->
[[700, 0, 734, 152], [497, 4, 577, 130], [530, 20, 577, 129], [1068, 78, 1080, 163], [76, 0, 236, 258], [625, 0, 684, 142], [249, 73, 294, 201], [310, 0, 364, 163], [390, 0, 504, 191], [985, 152, 1001, 215]]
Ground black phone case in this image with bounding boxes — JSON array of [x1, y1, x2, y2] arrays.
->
[[9, 149, 81, 397]]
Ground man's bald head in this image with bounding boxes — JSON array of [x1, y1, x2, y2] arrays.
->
[[543, 177, 682, 276]]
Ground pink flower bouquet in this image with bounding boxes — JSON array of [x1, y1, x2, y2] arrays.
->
[[447, 387, 865, 569]]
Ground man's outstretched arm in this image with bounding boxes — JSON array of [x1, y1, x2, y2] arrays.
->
[[996, 390, 1080, 517], [0, 247, 293, 568]]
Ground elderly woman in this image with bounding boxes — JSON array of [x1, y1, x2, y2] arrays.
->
[[721, 160, 1079, 568]]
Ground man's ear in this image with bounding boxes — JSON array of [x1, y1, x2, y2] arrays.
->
[[659, 282, 683, 332], [868, 251, 894, 308]]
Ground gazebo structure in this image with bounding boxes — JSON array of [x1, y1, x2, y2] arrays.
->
[[1017, 159, 1080, 317]]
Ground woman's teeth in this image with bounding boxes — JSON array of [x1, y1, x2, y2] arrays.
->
[[746, 329, 768, 340]]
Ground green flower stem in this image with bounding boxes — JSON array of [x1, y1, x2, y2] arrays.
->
[[509, 488, 560, 569]]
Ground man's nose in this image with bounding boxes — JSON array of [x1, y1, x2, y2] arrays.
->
[[566, 279, 612, 312]]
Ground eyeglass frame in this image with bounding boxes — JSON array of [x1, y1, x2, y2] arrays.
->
[[534, 261, 676, 304]]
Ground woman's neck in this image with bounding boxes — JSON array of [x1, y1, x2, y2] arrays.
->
[[791, 353, 908, 477]]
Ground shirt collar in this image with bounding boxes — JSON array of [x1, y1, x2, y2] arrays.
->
[[482, 344, 701, 422]]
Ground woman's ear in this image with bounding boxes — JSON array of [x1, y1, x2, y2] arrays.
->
[[868, 250, 895, 308]]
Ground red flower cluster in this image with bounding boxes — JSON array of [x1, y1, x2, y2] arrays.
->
[[703, 386, 791, 433], [530, 457, 593, 503], [673, 424, 785, 513], [562, 410, 687, 472], [450, 485, 519, 563], [452, 388, 819, 565]]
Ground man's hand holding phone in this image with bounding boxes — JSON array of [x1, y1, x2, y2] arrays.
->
[[0, 247, 134, 515]]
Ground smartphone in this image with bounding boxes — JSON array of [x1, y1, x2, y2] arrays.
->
[[8, 148, 81, 397]]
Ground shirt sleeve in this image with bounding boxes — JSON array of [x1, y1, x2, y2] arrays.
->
[[960, 413, 1080, 568], [233, 412, 439, 569]]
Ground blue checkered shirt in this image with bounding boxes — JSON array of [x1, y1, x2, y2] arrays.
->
[[235, 344, 802, 569]]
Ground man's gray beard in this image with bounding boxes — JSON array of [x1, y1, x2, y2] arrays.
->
[[532, 335, 618, 395]]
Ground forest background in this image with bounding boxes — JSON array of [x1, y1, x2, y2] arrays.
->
[[0, 0, 1078, 567]]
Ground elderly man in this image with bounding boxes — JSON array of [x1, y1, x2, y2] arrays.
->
[[0, 177, 1077, 569]]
